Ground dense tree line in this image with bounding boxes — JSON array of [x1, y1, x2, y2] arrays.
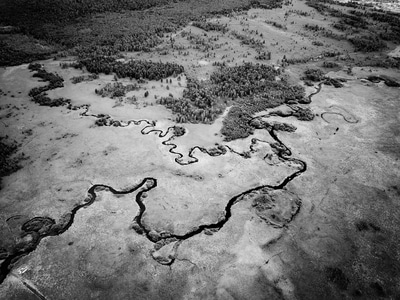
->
[[157, 79, 223, 123], [27, 63, 72, 107], [192, 21, 228, 33], [0, 41, 52, 67], [349, 35, 387, 52], [71, 74, 99, 84], [349, 9, 400, 42], [303, 24, 344, 40], [210, 63, 279, 98], [78, 57, 184, 80], [28, 64, 64, 98]]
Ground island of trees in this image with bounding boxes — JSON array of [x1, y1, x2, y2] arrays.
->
[[157, 63, 308, 141]]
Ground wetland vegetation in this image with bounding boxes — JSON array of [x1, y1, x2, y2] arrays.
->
[[1, 0, 400, 299]]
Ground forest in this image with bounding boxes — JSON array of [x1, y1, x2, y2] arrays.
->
[[0, 0, 284, 66], [78, 57, 185, 81], [157, 78, 224, 124], [156, 63, 307, 141]]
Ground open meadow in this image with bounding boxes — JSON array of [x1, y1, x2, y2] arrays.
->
[[0, 0, 400, 299]]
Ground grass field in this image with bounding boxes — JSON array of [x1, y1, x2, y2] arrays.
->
[[1, 0, 400, 299]]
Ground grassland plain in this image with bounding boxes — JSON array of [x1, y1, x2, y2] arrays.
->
[[1, 0, 400, 299]]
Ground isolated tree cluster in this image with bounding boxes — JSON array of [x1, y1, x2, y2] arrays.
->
[[157, 63, 307, 141], [79, 57, 184, 81]]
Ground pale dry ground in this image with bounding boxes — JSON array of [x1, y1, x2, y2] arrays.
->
[[1, 3, 400, 300], [0, 58, 300, 299]]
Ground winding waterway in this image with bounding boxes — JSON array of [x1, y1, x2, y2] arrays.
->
[[0, 81, 324, 284]]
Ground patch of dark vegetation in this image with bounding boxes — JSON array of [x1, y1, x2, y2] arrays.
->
[[271, 121, 297, 132], [157, 63, 307, 141], [355, 220, 381, 232], [231, 31, 264, 49], [324, 77, 346, 88], [31, 95, 71, 107], [207, 144, 227, 156], [305, 0, 399, 54], [28, 64, 64, 99], [0, 137, 22, 189], [303, 68, 325, 82], [210, 63, 279, 98], [0, 0, 180, 25], [367, 75, 400, 87], [250, 0, 285, 9], [255, 51, 272, 61], [93, 115, 122, 127], [79, 57, 184, 80], [284, 51, 342, 65], [292, 106, 315, 121], [221, 107, 254, 141], [286, 9, 310, 17], [326, 267, 349, 290], [27, 65, 74, 107], [348, 9, 400, 42], [302, 67, 345, 88], [322, 61, 340, 68], [304, 24, 345, 40], [349, 35, 387, 53], [305, 1, 340, 16], [192, 21, 228, 33], [250, 118, 297, 132], [265, 20, 287, 30], [172, 126, 185, 137], [0, 0, 284, 66], [71, 74, 99, 84], [27, 62, 42, 71], [312, 41, 324, 47], [95, 82, 139, 99], [0, 35, 56, 66], [32, 69, 64, 86], [158, 78, 224, 124], [335, 14, 369, 30], [60, 61, 84, 69], [356, 55, 400, 69]]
